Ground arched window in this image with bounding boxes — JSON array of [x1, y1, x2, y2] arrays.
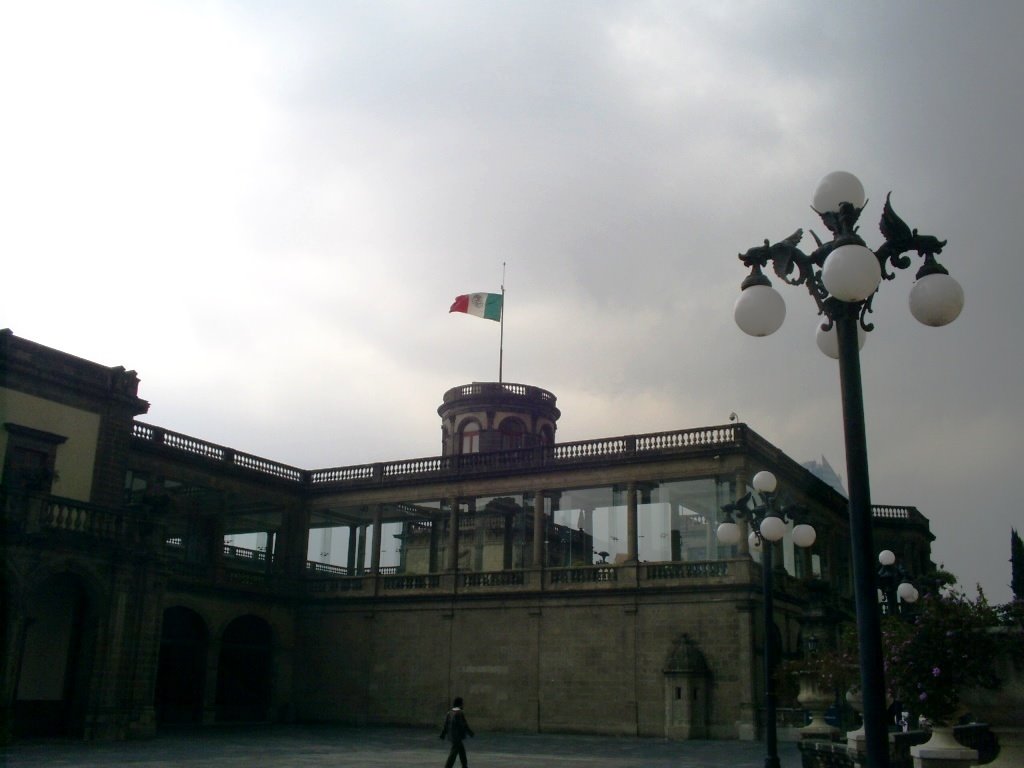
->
[[460, 421, 481, 454], [500, 417, 527, 450]]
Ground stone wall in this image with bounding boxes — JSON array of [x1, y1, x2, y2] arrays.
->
[[292, 585, 775, 740]]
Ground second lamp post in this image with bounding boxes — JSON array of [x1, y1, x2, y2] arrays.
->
[[718, 470, 816, 768]]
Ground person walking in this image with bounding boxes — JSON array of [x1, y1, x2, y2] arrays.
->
[[440, 696, 475, 768]]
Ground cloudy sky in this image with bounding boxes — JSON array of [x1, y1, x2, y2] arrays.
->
[[2, 1, 1021, 602]]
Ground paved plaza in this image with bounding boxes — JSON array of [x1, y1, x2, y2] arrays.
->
[[2, 725, 803, 768]]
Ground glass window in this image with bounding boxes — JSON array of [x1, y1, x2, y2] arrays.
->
[[499, 417, 527, 449], [460, 421, 481, 454], [649, 478, 731, 562], [554, 486, 615, 565]]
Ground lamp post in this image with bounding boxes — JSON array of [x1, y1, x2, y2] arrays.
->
[[732, 171, 964, 768], [876, 550, 919, 617], [718, 470, 817, 768]]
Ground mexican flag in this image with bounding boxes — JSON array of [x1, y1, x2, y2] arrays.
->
[[449, 292, 502, 322]]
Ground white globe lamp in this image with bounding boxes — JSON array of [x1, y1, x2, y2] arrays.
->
[[822, 244, 882, 302], [759, 515, 786, 542], [897, 581, 919, 604], [815, 318, 867, 359], [792, 524, 816, 548], [813, 171, 866, 212], [878, 550, 896, 567], [735, 285, 786, 337], [909, 272, 964, 327], [752, 470, 777, 494], [716, 521, 741, 546]]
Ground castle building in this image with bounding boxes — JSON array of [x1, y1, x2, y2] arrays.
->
[[0, 329, 933, 742]]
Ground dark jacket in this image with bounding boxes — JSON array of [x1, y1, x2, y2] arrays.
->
[[440, 707, 474, 743]]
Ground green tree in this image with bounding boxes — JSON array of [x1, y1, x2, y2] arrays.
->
[[1011, 528, 1023, 601]]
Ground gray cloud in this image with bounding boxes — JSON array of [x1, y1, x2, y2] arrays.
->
[[2, 0, 1021, 601]]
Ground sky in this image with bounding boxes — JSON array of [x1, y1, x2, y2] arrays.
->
[[2, 1, 1022, 603]]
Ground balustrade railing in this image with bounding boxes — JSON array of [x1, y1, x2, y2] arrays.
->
[[132, 422, 305, 482], [43, 498, 122, 538], [646, 561, 729, 579], [224, 544, 272, 564], [382, 574, 440, 590], [307, 561, 348, 576], [461, 571, 525, 588], [306, 577, 365, 593], [134, 420, 745, 489], [549, 565, 618, 584], [3, 491, 136, 543]]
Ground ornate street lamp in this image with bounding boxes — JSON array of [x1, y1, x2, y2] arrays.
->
[[732, 171, 963, 768], [718, 470, 816, 768], [877, 550, 919, 617]]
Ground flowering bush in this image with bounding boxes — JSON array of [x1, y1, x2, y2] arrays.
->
[[779, 624, 859, 702], [881, 587, 1002, 723]]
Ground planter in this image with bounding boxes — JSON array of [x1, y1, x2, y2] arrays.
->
[[797, 672, 838, 740], [910, 725, 977, 768]]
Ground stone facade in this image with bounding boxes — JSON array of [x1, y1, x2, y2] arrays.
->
[[1, 330, 935, 743]]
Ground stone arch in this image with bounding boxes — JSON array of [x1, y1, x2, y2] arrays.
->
[[215, 614, 273, 722], [13, 571, 99, 738], [155, 606, 209, 724]]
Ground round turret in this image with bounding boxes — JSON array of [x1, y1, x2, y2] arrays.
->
[[437, 382, 560, 456]]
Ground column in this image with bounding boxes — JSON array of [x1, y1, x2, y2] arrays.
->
[[355, 524, 366, 575], [370, 505, 383, 575], [532, 491, 544, 567], [447, 497, 459, 572], [626, 481, 638, 563], [275, 503, 311, 580], [203, 639, 221, 724], [429, 515, 440, 573], [346, 524, 358, 573]]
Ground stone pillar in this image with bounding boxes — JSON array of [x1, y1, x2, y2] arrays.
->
[[355, 525, 366, 575], [0, 612, 29, 744], [503, 510, 514, 570], [532, 491, 544, 567], [124, 568, 163, 739], [203, 639, 221, 724], [626, 481, 638, 563], [447, 497, 459, 572], [429, 516, 440, 573], [370, 504, 383, 575], [734, 600, 758, 740], [346, 525, 358, 572], [275, 503, 311, 580]]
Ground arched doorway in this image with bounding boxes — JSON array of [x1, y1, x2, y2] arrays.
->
[[215, 615, 272, 722], [155, 607, 208, 724], [14, 574, 93, 738]]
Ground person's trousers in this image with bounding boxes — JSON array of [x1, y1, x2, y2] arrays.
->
[[444, 739, 468, 768]]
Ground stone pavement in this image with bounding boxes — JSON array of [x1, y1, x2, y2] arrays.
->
[[2, 725, 803, 768]]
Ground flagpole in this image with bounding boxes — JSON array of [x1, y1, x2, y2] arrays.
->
[[499, 262, 505, 383]]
